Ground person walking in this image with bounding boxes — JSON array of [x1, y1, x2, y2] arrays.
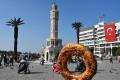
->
[[109, 56, 113, 64], [3, 55, 7, 67], [117, 56, 120, 63], [109, 56, 113, 73], [41, 58, 45, 65], [6, 55, 10, 66], [9, 55, 14, 66], [0, 55, 2, 67]]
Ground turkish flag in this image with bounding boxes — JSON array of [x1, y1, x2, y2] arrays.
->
[[104, 23, 117, 42]]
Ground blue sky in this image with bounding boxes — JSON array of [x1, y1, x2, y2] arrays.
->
[[0, 0, 120, 53]]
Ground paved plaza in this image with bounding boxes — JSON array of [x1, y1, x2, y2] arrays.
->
[[0, 60, 120, 80]]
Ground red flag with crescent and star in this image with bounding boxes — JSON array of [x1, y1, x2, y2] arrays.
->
[[104, 23, 117, 42]]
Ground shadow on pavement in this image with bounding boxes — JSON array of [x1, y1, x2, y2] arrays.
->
[[30, 71, 46, 74], [97, 69, 105, 73], [111, 68, 118, 71]]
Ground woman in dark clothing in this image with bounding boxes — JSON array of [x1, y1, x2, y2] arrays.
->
[[75, 61, 86, 72], [3, 55, 7, 66], [0, 55, 2, 66], [10, 56, 14, 66], [110, 56, 113, 64]]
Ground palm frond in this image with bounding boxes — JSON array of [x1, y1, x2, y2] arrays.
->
[[6, 21, 13, 26], [72, 22, 83, 30], [6, 17, 24, 27]]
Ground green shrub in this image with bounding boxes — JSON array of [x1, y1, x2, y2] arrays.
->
[[112, 47, 118, 56], [116, 47, 120, 56]]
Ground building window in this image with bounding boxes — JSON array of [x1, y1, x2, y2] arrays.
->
[[47, 41, 50, 46], [55, 41, 58, 46], [51, 40, 54, 45]]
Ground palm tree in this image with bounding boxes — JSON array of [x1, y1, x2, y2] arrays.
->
[[72, 22, 83, 62], [6, 17, 24, 61], [72, 22, 83, 44]]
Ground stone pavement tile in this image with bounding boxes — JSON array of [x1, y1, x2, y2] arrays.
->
[[0, 60, 120, 80], [93, 60, 120, 80]]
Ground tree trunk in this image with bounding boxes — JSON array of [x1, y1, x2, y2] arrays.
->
[[77, 29, 79, 44], [14, 27, 18, 62], [76, 29, 80, 61]]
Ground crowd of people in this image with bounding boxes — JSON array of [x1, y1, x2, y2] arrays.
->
[[0, 54, 14, 68], [1, 53, 120, 75], [0, 54, 30, 74]]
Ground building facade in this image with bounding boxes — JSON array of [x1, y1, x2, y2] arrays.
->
[[79, 21, 120, 57], [43, 3, 62, 62]]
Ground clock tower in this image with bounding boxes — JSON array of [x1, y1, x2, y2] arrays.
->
[[43, 3, 62, 63]]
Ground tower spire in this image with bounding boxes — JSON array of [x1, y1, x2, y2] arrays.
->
[[52, 0, 55, 4]]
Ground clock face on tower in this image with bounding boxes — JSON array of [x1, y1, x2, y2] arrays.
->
[[52, 12, 55, 18], [52, 10, 58, 19]]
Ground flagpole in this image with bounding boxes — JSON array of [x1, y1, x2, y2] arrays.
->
[[105, 43, 106, 56], [98, 15, 104, 55], [98, 15, 104, 22]]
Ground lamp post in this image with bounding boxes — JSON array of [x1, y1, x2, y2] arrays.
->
[[118, 29, 120, 44], [110, 44, 112, 56]]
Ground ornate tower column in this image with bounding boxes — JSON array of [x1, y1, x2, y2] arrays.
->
[[50, 3, 58, 39]]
